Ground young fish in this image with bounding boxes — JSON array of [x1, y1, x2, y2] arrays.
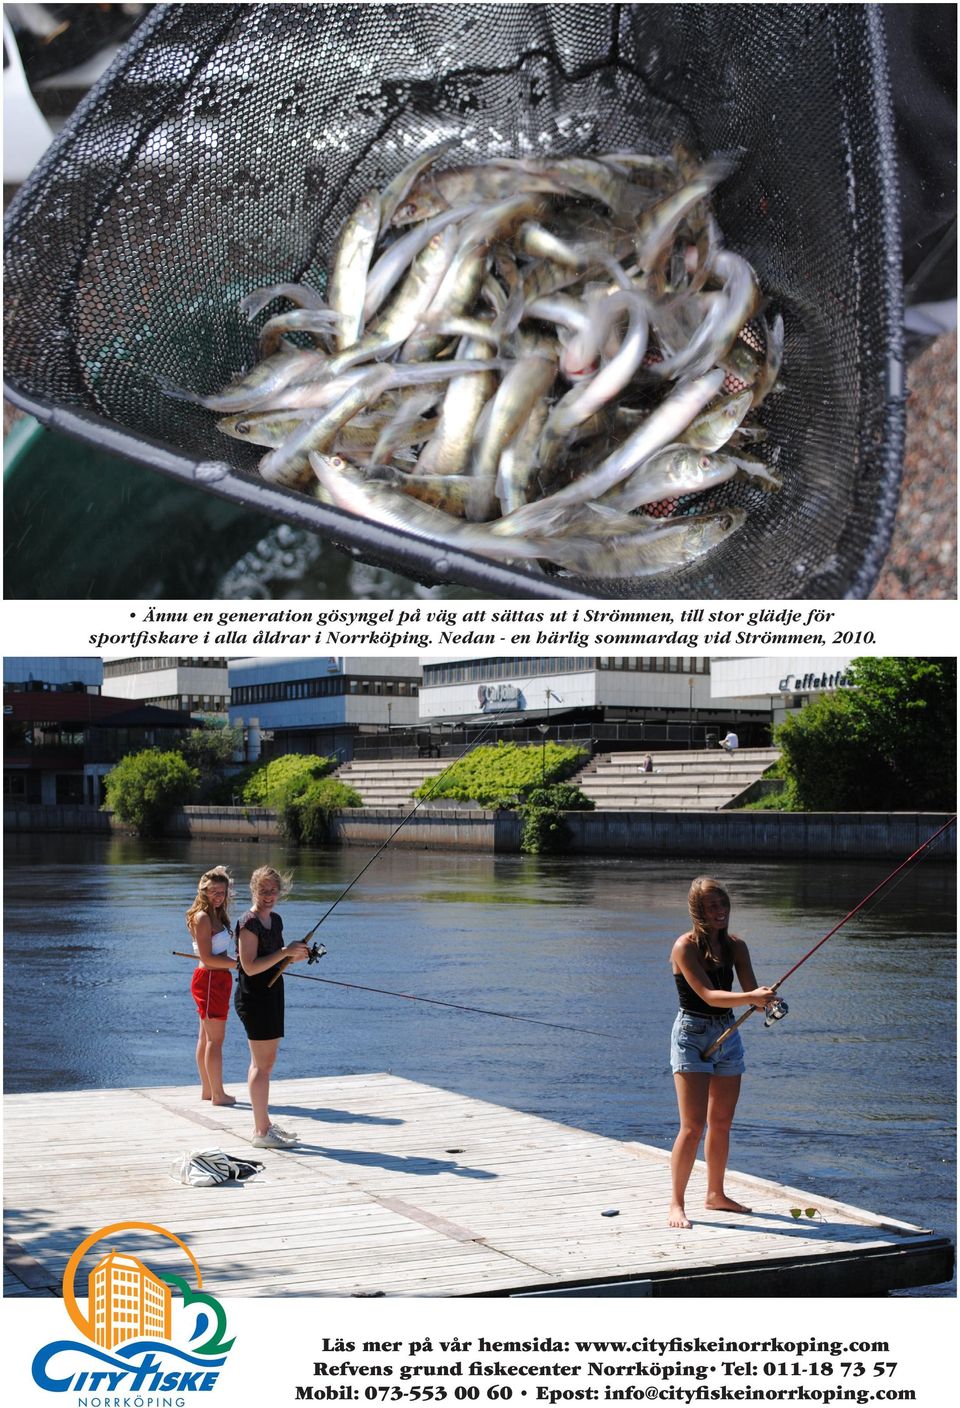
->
[[239, 282, 329, 320], [526, 506, 748, 577], [535, 292, 649, 473], [469, 351, 558, 519], [328, 188, 382, 349], [680, 388, 753, 452], [258, 308, 343, 357], [597, 443, 748, 512], [378, 137, 461, 229], [496, 368, 725, 534], [157, 348, 325, 412], [416, 338, 499, 476], [751, 312, 785, 407]]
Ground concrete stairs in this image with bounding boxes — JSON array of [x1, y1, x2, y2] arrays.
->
[[333, 756, 452, 808], [574, 747, 781, 811]]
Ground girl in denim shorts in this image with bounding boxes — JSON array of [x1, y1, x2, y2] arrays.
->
[[668, 876, 774, 1230]]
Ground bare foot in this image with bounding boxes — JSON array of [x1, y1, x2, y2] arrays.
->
[[211, 1094, 237, 1106], [704, 1194, 752, 1214], [668, 1204, 693, 1229], [201, 1092, 213, 1101]]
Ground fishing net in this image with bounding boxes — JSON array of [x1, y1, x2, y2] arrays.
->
[[3, 3, 904, 599]]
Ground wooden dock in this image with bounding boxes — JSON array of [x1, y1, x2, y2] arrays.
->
[[4, 1074, 952, 1297]]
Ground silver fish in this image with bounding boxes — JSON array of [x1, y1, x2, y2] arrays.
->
[[497, 368, 725, 534], [328, 189, 382, 349]]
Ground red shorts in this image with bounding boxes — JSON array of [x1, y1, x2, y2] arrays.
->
[[191, 966, 232, 1021]]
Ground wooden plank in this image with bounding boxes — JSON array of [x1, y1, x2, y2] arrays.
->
[[4, 1074, 951, 1298]]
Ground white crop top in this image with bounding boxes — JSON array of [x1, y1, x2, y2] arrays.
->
[[192, 927, 231, 958]]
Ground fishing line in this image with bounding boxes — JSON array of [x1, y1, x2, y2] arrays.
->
[[703, 815, 956, 1056], [171, 952, 618, 1038], [216, 681, 615, 1036], [284, 706, 518, 946]]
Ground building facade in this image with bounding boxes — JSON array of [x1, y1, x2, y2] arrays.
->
[[228, 656, 421, 761], [709, 656, 856, 724], [417, 656, 769, 750], [4, 658, 195, 805], [102, 658, 230, 715]]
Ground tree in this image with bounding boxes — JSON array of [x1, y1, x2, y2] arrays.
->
[[240, 754, 333, 806], [103, 750, 199, 836], [180, 723, 243, 801], [774, 657, 955, 810]]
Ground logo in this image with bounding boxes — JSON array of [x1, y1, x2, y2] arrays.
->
[[32, 1221, 234, 1398], [477, 683, 521, 712]]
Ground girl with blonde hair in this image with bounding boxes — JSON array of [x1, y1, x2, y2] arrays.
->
[[667, 876, 774, 1229], [234, 866, 310, 1149], [186, 866, 239, 1106]]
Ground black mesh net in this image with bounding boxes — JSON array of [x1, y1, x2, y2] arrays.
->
[[3, 2, 904, 599]]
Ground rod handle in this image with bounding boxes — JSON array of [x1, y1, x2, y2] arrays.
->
[[267, 956, 292, 989], [702, 983, 780, 1058], [702, 1006, 756, 1058]]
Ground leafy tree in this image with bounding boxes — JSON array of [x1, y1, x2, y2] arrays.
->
[[103, 750, 199, 837], [240, 754, 334, 806], [278, 778, 364, 846], [180, 723, 243, 801], [774, 657, 955, 810]]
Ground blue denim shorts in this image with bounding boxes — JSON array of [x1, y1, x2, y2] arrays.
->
[[670, 1010, 745, 1076]]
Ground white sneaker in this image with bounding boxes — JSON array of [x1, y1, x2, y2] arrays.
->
[[251, 1128, 289, 1150], [269, 1123, 298, 1145]]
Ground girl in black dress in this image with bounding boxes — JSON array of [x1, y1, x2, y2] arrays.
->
[[235, 866, 310, 1149]]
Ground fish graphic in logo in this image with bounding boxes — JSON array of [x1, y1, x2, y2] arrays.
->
[[32, 1221, 233, 1395]]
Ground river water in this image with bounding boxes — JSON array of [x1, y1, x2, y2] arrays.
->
[[4, 831, 955, 1294]]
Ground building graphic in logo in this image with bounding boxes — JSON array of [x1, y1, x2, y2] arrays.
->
[[31, 1221, 234, 1396], [89, 1250, 172, 1348]]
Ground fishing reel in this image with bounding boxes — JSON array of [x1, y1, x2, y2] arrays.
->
[[763, 996, 789, 1027], [306, 942, 326, 965]]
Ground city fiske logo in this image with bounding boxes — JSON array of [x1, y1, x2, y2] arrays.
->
[[31, 1221, 234, 1398]]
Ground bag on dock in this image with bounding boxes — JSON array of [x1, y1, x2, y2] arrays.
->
[[172, 1148, 265, 1186]]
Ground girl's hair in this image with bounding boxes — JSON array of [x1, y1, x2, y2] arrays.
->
[[186, 866, 233, 935], [687, 876, 732, 968], [249, 865, 292, 903]]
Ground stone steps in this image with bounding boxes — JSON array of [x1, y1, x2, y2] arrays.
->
[[575, 748, 780, 811]]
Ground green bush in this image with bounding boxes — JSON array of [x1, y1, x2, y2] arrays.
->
[[103, 750, 199, 837], [516, 781, 595, 854], [774, 658, 956, 811], [240, 754, 334, 806], [278, 778, 364, 845], [414, 742, 588, 806]]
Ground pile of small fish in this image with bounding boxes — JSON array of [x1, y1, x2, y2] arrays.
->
[[167, 144, 784, 578]]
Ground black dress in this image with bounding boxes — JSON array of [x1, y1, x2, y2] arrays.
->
[[234, 909, 285, 1040]]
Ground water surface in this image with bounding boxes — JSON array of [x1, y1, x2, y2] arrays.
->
[[4, 832, 954, 1293]]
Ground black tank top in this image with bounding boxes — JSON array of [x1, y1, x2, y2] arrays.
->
[[235, 910, 284, 995], [674, 952, 734, 1016]]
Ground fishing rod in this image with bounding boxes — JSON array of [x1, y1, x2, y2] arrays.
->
[[264, 703, 537, 989], [171, 950, 618, 1039], [702, 815, 956, 1057], [177, 691, 621, 1038]]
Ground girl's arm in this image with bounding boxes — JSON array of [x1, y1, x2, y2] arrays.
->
[[672, 936, 773, 1010], [237, 925, 309, 976], [731, 936, 772, 1009], [193, 913, 237, 971]]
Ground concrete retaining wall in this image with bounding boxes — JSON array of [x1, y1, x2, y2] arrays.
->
[[5, 804, 953, 861], [563, 810, 954, 860], [3, 803, 111, 833]]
